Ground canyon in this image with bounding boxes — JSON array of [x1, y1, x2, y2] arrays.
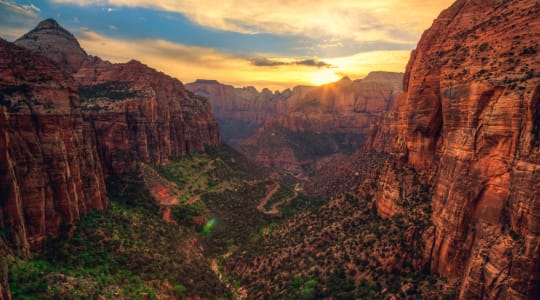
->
[[0, 0, 539, 298], [185, 79, 302, 145], [0, 20, 221, 299], [238, 72, 403, 173]]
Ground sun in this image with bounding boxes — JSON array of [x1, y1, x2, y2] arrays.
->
[[310, 69, 340, 86]]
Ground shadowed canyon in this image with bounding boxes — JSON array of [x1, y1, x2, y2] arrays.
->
[[0, 0, 539, 299]]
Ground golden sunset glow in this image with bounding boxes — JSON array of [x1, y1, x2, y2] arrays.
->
[[2, 0, 453, 89], [310, 69, 341, 86]]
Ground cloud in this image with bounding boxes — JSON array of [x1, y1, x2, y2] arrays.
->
[[0, 0, 39, 17], [52, 0, 454, 44], [297, 59, 334, 68], [22, 4, 40, 13], [0, 25, 30, 41], [73, 29, 409, 91], [250, 57, 286, 67], [250, 57, 334, 68], [0, 0, 40, 40]]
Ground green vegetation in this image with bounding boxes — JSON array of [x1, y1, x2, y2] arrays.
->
[[78, 81, 147, 101], [225, 166, 452, 299], [8, 175, 228, 299]]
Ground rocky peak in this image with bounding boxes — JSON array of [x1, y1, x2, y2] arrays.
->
[[15, 18, 87, 73], [34, 18, 66, 31]]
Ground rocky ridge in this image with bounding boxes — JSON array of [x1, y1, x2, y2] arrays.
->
[[186, 79, 309, 145], [15, 20, 221, 176], [239, 72, 403, 173]]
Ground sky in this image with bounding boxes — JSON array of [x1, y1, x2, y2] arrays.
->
[[0, 0, 454, 90]]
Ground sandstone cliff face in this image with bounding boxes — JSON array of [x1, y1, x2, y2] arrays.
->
[[75, 58, 221, 175], [16, 20, 221, 176], [366, 0, 540, 298], [185, 80, 300, 145], [0, 39, 107, 254], [240, 72, 402, 173]]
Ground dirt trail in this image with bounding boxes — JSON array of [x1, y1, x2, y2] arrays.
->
[[173, 160, 214, 204], [140, 160, 214, 222], [256, 182, 280, 213], [257, 182, 301, 215], [186, 194, 201, 205], [211, 259, 247, 299], [266, 189, 299, 215]]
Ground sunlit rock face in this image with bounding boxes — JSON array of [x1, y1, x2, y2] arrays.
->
[[16, 19, 221, 176], [365, 0, 540, 298], [239, 72, 403, 173], [0, 39, 107, 254]]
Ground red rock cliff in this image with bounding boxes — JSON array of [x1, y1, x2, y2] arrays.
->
[[16, 20, 221, 176], [367, 0, 540, 298], [0, 39, 107, 254]]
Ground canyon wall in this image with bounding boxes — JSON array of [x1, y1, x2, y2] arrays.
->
[[240, 72, 402, 173], [185, 80, 306, 145], [0, 39, 107, 254], [366, 0, 540, 298], [16, 20, 221, 176]]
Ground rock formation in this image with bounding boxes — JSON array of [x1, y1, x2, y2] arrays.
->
[[240, 72, 402, 173], [15, 19, 87, 74], [185, 79, 305, 145], [0, 39, 107, 254], [16, 20, 221, 176], [364, 0, 540, 298]]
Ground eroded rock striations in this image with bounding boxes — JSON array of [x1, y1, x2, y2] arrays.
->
[[16, 20, 221, 176], [365, 0, 540, 298], [0, 39, 107, 254], [185, 79, 302, 145], [240, 72, 402, 173]]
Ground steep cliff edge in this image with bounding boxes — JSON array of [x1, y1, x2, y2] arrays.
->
[[75, 58, 221, 175], [185, 80, 300, 145], [0, 39, 107, 254], [240, 72, 402, 173], [366, 0, 540, 298], [16, 20, 221, 176]]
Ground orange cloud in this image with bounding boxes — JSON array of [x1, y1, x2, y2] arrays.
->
[[77, 30, 410, 90]]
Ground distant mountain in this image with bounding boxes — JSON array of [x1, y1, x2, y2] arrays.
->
[[186, 79, 311, 145], [238, 72, 403, 173]]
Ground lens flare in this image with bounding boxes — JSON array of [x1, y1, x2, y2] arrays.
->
[[203, 218, 216, 235]]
